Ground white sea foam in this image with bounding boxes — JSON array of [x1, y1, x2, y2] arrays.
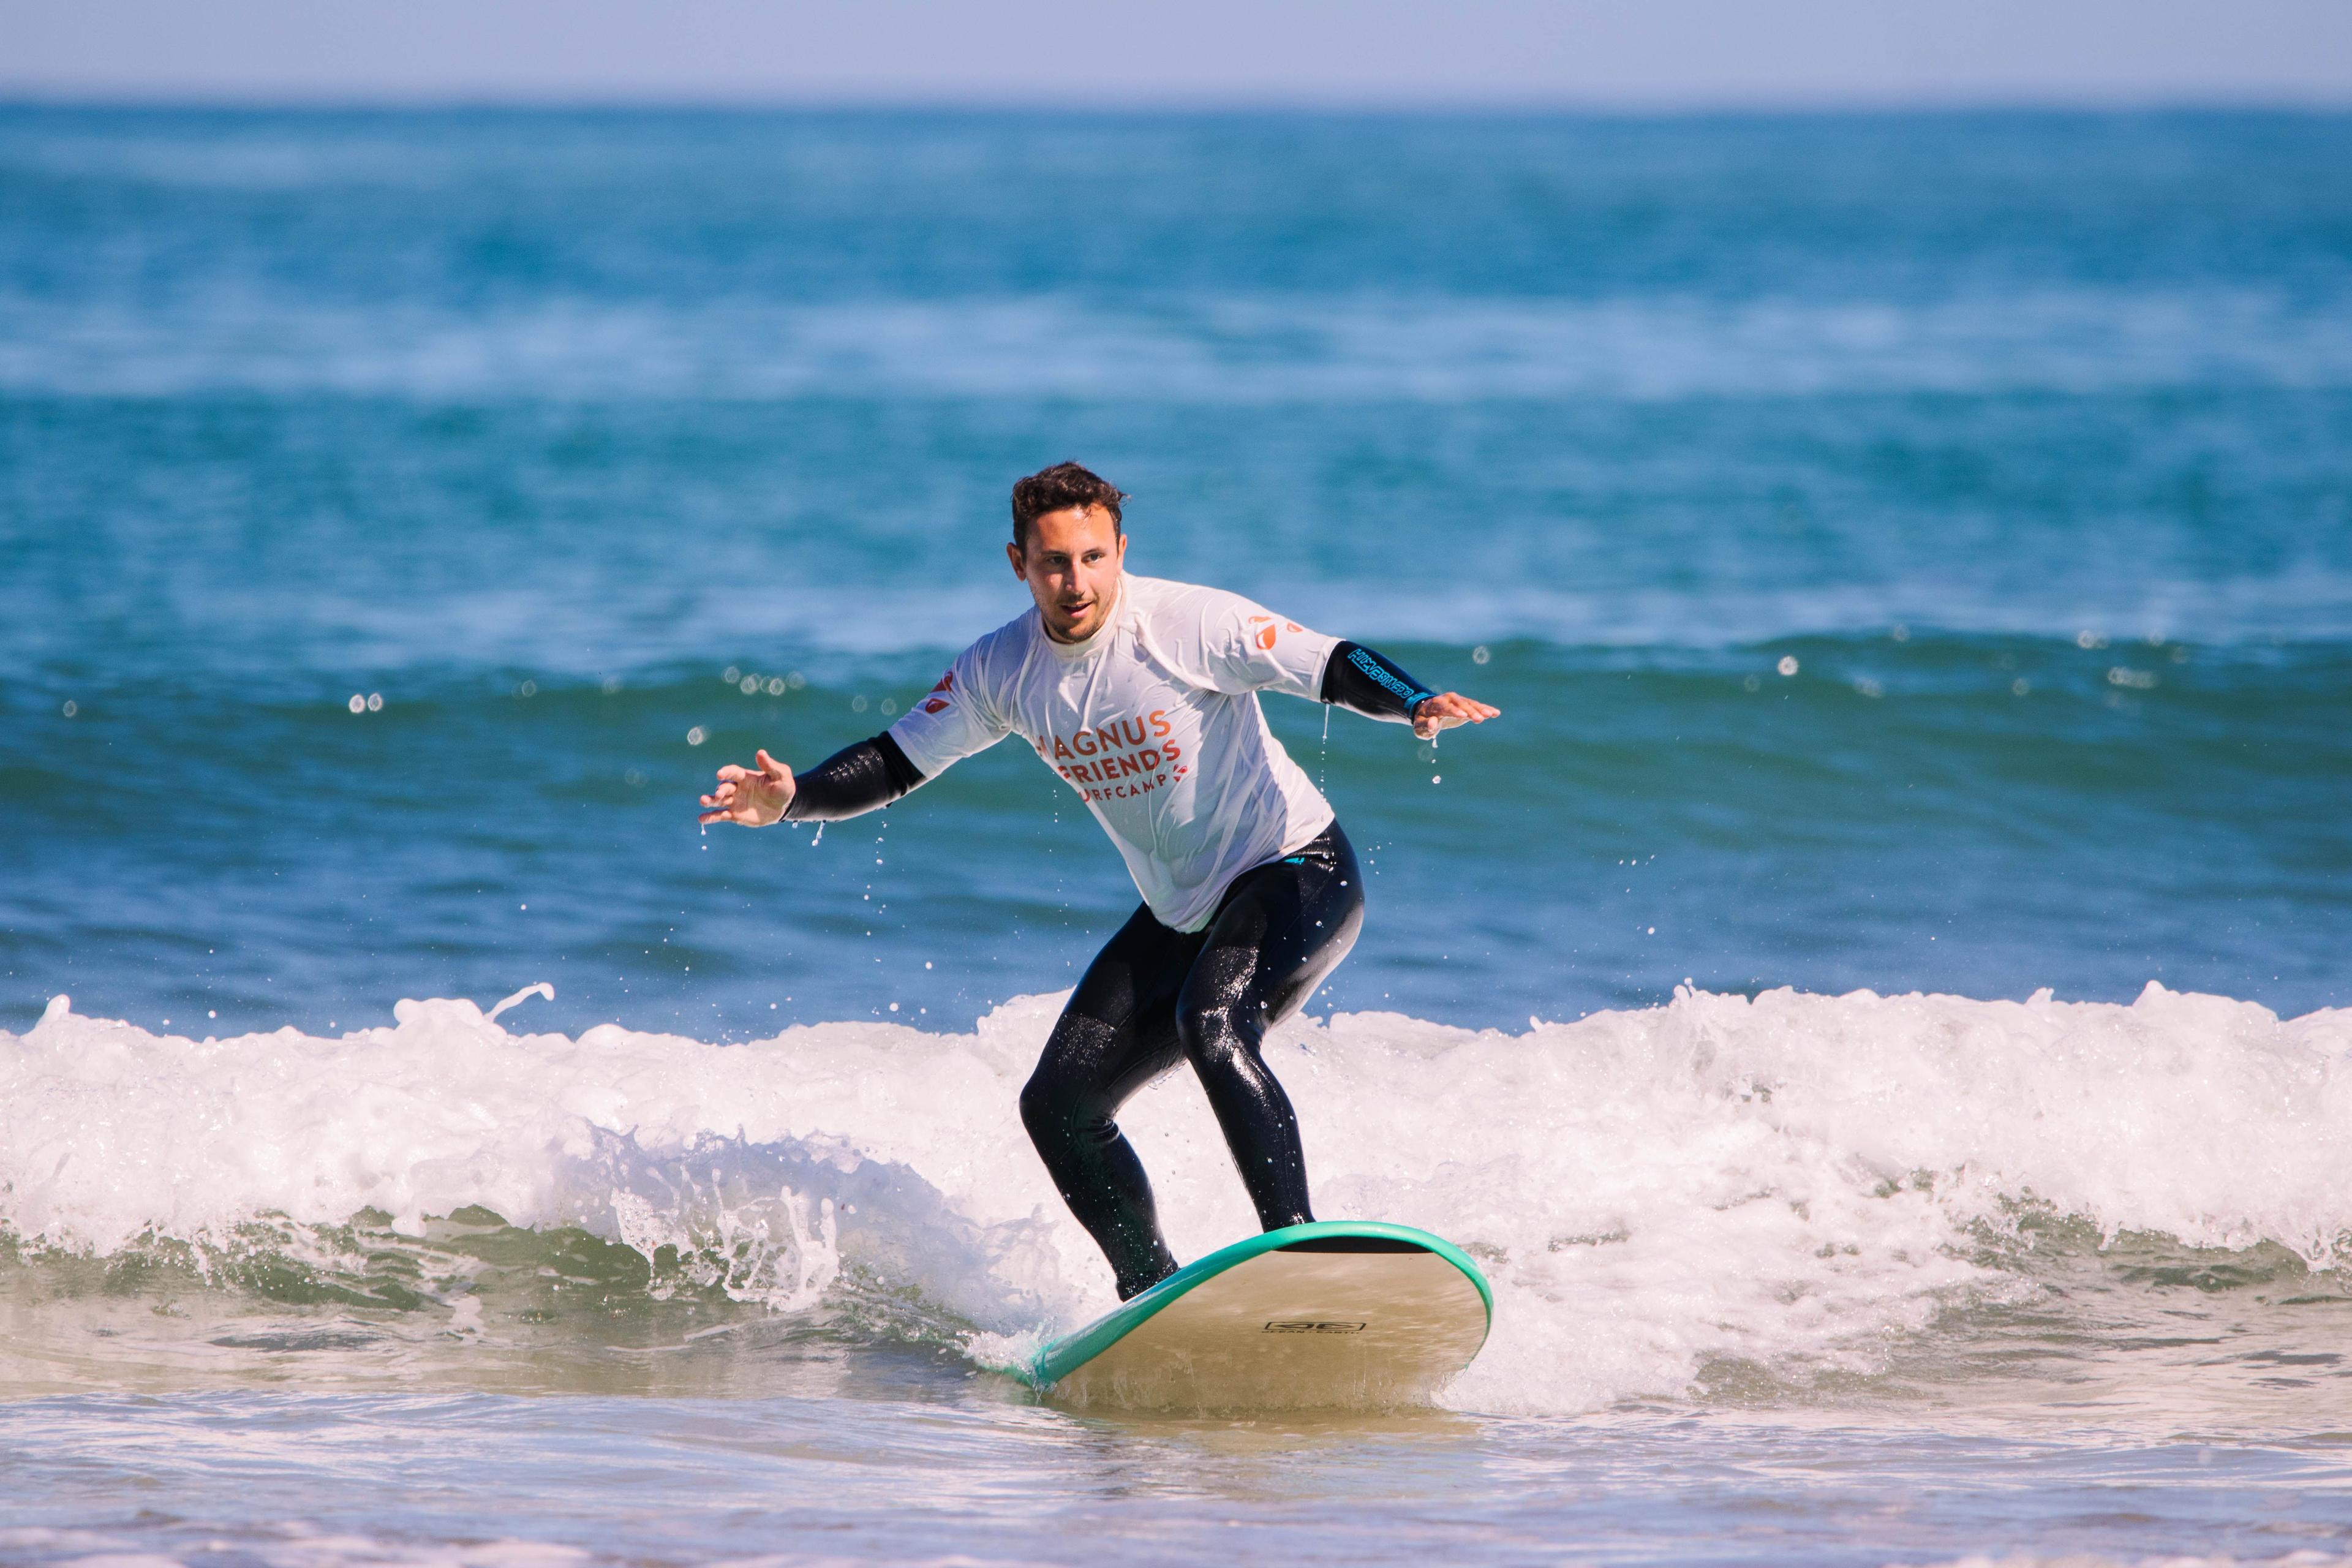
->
[[3, 983, 2345, 1414]]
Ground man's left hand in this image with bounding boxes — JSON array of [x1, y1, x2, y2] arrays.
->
[[1412, 692, 1501, 739]]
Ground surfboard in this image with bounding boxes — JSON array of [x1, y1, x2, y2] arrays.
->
[[1027, 1219, 1491, 1411]]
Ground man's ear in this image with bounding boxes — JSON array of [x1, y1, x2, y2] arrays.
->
[[1006, 540, 1027, 578]]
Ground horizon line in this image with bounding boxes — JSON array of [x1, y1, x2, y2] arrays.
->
[[6, 86, 2352, 117]]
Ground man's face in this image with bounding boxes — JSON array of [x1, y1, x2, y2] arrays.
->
[[1008, 505, 1127, 643]]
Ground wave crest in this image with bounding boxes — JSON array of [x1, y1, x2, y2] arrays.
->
[[4, 981, 2345, 1412]]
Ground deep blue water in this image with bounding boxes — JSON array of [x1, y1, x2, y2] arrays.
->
[[4, 108, 2350, 1041]]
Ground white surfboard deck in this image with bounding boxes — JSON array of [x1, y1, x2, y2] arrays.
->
[[1027, 1221, 1491, 1412]]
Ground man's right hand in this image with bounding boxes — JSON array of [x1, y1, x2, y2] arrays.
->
[[698, 748, 795, 826]]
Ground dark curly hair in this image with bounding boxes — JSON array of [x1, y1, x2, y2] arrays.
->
[[1011, 461, 1128, 549]]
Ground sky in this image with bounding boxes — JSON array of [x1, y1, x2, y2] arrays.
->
[[6, 0, 2351, 109]]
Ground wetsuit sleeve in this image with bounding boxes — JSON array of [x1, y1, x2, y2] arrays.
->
[[1319, 640, 1436, 725], [883, 646, 1015, 777], [782, 733, 926, 822], [1188, 589, 1342, 699]]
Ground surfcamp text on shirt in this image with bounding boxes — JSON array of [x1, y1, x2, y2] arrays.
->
[[1038, 710, 1182, 798]]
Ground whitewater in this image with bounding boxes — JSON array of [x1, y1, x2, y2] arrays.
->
[[8, 979, 2345, 1424]]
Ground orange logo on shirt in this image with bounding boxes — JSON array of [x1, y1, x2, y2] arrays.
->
[[1039, 710, 1184, 801], [921, 669, 954, 713], [1248, 616, 1279, 650]]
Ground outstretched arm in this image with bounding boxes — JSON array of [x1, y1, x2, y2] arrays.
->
[[1321, 640, 1500, 739], [698, 733, 927, 827]]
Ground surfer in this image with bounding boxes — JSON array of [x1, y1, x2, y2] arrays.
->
[[699, 462, 1498, 1299]]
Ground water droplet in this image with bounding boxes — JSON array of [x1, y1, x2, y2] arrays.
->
[[61, 699, 77, 717], [366, 693, 382, 712], [1776, 655, 1799, 677], [685, 726, 707, 745], [1471, 645, 1491, 665], [348, 693, 366, 714]]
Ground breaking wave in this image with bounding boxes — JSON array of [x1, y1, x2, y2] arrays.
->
[[3, 981, 2346, 1414]]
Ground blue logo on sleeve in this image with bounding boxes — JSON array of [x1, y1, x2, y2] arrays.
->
[[1348, 647, 1432, 708]]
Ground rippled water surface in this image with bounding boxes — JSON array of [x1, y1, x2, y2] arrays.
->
[[2, 107, 2350, 1564]]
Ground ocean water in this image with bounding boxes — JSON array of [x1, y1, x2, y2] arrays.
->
[[2, 105, 2350, 1565]]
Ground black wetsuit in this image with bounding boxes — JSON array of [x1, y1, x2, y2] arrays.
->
[[785, 639, 1434, 1299]]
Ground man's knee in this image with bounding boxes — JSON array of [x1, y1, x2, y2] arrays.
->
[[1022, 1014, 1101, 1139], [1176, 1000, 1246, 1072], [1018, 1065, 1066, 1148]]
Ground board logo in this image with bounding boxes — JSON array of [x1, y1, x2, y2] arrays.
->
[[1261, 1321, 1366, 1334]]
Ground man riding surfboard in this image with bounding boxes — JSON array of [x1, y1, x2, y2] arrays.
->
[[699, 462, 1499, 1300]]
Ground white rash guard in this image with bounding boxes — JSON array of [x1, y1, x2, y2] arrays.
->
[[885, 573, 1341, 933]]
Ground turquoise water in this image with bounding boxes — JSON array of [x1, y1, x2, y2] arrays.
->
[[2, 107, 2350, 1564]]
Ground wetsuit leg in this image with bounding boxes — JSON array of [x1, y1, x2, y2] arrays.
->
[[1019, 904, 1200, 1299], [1174, 822, 1366, 1233], [1021, 823, 1366, 1298]]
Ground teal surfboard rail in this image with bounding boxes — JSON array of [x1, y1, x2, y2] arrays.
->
[[1027, 1219, 1492, 1390]]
